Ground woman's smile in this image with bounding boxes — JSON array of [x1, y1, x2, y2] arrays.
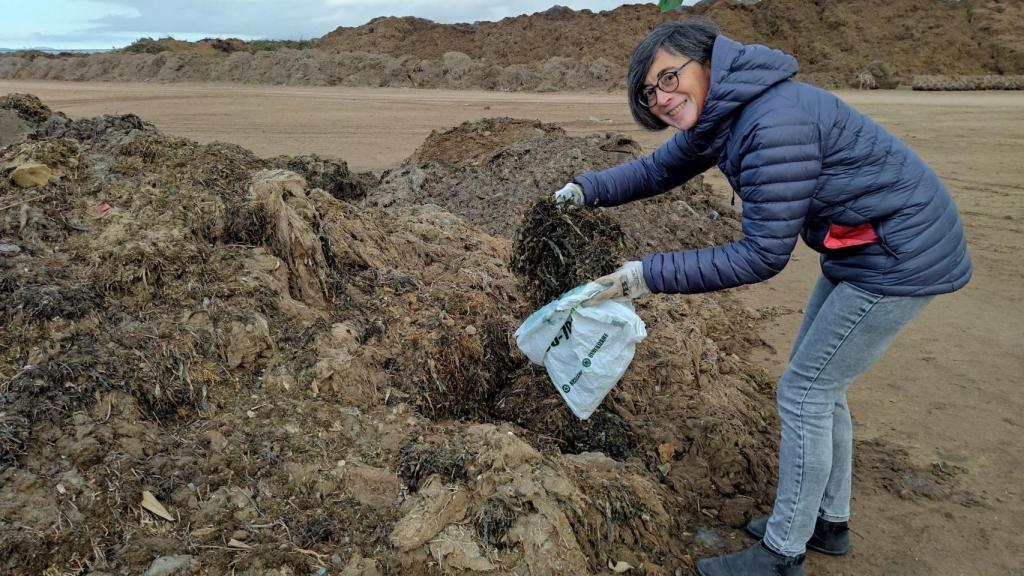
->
[[665, 98, 687, 117]]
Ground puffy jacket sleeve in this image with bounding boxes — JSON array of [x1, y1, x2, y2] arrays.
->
[[572, 129, 716, 207], [642, 118, 822, 294]]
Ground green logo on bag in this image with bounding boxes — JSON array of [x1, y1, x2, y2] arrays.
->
[[562, 385, 570, 393], [582, 358, 591, 368]]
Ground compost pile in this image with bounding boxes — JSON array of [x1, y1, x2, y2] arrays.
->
[[373, 117, 742, 253], [2, 94, 781, 575]]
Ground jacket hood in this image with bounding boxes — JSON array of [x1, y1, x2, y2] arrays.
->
[[689, 35, 799, 154]]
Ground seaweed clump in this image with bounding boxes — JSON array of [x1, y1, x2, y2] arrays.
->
[[510, 198, 627, 308]]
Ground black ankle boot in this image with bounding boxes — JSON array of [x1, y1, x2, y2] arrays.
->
[[745, 516, 850, 555], [697, 541, 805, 576]]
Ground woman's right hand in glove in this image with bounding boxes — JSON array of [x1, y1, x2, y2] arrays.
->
[[553, 182, 585, 207]]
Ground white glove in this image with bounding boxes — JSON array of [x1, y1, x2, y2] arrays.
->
[[553, 182, 585, 207], [588, 261, 650, 304]]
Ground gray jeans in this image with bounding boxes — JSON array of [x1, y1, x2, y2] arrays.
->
[[763, 275, 934, 556]]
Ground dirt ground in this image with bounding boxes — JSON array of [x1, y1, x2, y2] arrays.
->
[[2, 80, 1022, 575]]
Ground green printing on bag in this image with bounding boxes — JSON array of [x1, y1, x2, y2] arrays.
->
[[560, 331, 610, 394], [547, 303, 585, 351]]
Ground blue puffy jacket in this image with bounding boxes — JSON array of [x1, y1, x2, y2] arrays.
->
[[574, 35, 971, 297]]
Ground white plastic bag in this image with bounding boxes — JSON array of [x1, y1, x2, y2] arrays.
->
[[514, 282, 647, 420]]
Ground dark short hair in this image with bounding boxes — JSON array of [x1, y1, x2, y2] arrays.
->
[[628, 19, 719, 131]]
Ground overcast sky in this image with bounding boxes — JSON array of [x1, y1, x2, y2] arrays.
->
[[0, 1, 695, 50]]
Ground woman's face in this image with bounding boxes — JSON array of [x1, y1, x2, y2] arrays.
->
[[644, 48, 711, 131]]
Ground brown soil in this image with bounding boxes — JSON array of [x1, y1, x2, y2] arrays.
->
[[1, 82, 1021, 575], [1, 1, 1021, 91]]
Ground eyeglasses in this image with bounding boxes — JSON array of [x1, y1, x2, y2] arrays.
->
[[638, 59, 694, 108]]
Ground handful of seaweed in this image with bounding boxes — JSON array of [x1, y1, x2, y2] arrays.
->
[[510, 198, 627, 308]]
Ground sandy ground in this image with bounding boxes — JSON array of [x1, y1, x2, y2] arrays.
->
[[3, 80, 1023, 575]]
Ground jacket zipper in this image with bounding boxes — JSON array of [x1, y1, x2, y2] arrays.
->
[[878, 237, 900, 260]]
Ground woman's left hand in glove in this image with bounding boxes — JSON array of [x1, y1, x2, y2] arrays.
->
[[588, 261, 650, 305]]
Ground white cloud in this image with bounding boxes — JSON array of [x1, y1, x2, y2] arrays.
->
[[0, 0, 139, 48], [1, 1, 693, 49]]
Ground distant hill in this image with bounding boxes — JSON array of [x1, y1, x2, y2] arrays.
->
[[0, 0, 1020, 90], [315, 0, 1023, 80]]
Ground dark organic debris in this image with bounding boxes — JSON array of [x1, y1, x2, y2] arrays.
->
[[0, 93, 52, 123], [395, 439, 472, 491], [271, 154, 369, 202], [510, 197, 626, 308], [475, 496, 520, 548]]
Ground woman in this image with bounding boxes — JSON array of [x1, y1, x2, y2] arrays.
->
[[554, 20, 971, 576]]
